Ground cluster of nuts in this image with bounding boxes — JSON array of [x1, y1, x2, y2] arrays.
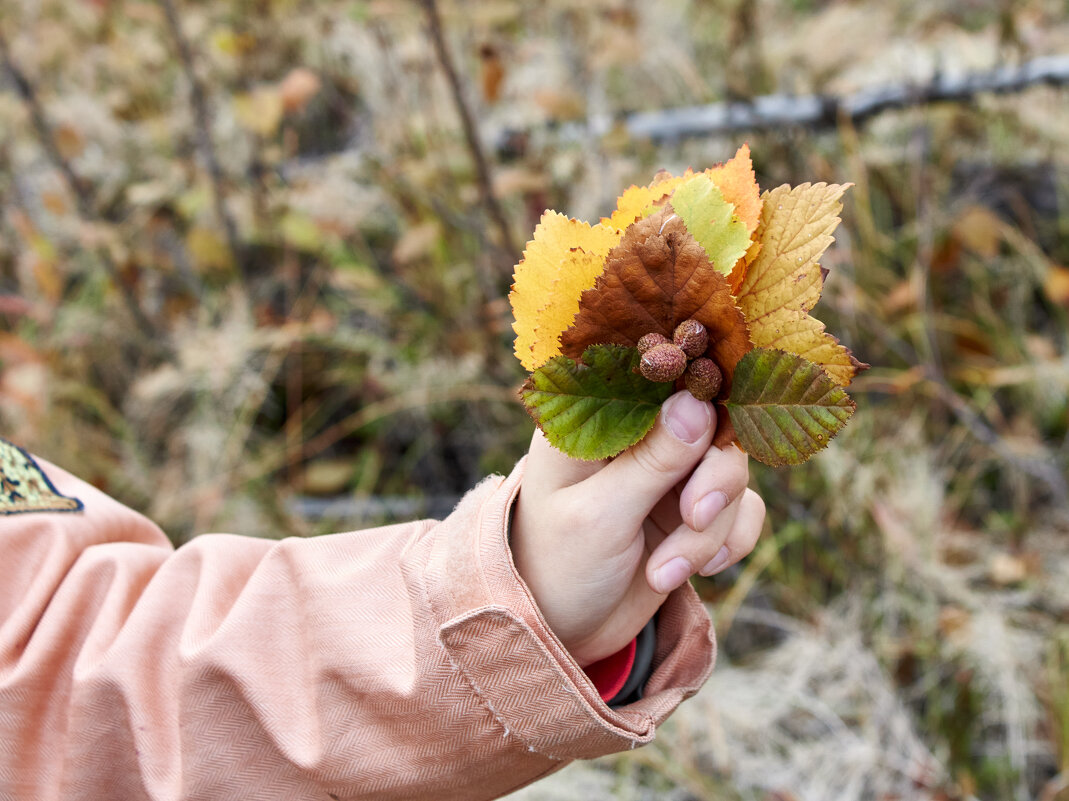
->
[[637, 319, 723, 401]]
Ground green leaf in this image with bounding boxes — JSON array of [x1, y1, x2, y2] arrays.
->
[[671, 174, 752, 276], [726, 348, 855, 467], [521, 344, 674, 460]]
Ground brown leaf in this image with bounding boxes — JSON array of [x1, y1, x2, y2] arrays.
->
[[478, 43, 506, 104], [712, 413, 738, 449], [952, 205, 1002, 258], [392, 221, 441, 266], [54, 124, 85, 160], [987, 552, 1030, 586], [279, 67, 322, 114], [41, 191, 68, 216], [533, 88, 585, 121], [560, 206, 751, 397]]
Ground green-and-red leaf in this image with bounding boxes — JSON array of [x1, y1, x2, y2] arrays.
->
[[726, 348, 855, 467]]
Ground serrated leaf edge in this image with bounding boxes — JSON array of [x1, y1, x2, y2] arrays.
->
[[726, 348, 856, 467]]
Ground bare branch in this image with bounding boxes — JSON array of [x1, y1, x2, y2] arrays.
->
[[419, 0, 517, 267], [505, 54, 1069, 145], [158, 0, 249, 287], [0, 32, 167, 351]]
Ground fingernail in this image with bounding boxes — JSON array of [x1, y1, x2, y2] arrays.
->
[[663, 392, 711, 444], [700, 546, 731, 576], [692, 491, 728, 531], [652, 556, 692, 594]]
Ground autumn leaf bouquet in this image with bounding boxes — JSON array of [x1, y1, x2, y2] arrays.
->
[[510, 145, 867, 466]]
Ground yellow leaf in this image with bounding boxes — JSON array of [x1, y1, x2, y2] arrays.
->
[[186, 226, 233, 274], [735, 183, 865, 386], [728, 238, 761, 294], [31, 255, 63, 303], [530, 248, 610, 371], [212, 28, 256, 57], [753, 315, 860, 385], [510, 211, 621, 370], [233, 87, 284, 137], [280, 213, 323, 251], [601, 173, 688, 232]]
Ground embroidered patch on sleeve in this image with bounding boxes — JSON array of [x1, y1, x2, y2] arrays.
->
[[0, 438, 83, 515]]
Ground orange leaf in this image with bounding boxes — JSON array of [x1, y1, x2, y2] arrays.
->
[[510, 211, 621, 370], [560, 206, 751, 398], [705, 144, 762, 234], [478, 44, 506, 104], [1044, 263, 1069, 307], [728, 239, 761, 294], [734, 183, 866, 386]]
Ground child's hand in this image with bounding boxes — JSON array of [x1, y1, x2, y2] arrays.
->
[[510, 391, 765, 667]]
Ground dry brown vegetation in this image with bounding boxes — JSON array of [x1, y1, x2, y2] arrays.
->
[[2, 1, 1068, 799]]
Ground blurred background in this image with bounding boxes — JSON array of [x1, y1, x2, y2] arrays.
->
[[1, 0, 1067, 798]]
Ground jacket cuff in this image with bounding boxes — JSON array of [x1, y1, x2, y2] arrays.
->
[[403, 458, 716, 761]]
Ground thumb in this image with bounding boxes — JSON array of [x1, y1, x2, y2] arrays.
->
[[578, 391, 714, 527]]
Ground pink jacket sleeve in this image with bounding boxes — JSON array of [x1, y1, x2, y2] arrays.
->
[[0, 453, 716, 801]]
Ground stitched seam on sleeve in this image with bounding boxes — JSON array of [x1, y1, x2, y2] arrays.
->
[[434, 627, 566, 761]]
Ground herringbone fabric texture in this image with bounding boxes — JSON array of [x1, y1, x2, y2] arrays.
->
[[0, 457, 716, 801]]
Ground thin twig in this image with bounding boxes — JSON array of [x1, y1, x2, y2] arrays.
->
[[419, 0, 517, 266], [0, 43, 88, 210], [158, 0, 248, 287], [927, 376, 1069, 506], [0, 32, 166, 349]]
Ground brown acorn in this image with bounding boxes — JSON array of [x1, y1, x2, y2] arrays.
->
[[673, 319, 709, 359], [640, 342, 688, 383], [636, 332, 669, 354], [685, 357, 722, 401]]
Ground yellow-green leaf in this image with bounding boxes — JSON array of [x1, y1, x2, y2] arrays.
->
[[233, 87, 284, 137], [671, 173, 752, 276], [520, 345, 673, 460]]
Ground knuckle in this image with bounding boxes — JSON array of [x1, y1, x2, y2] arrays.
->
[[630, 441, 682, 479], [733, 490, 766, 551], [702, 447, 750, 501]]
